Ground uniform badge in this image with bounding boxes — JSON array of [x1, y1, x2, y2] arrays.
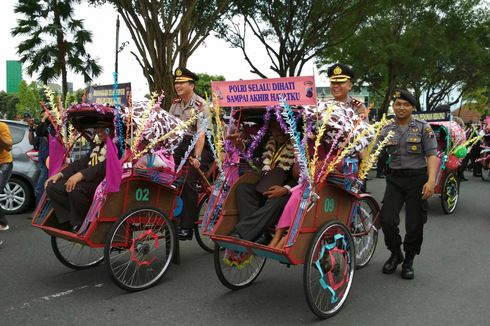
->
[[176, 68, 182, 76], [333, 66, 342, 75], [394, 91, 401, 98], [411, 145, 417, 151], [172, 97, 182, 104], [425, 126, 434, 136], [352, 99, 362, 107]]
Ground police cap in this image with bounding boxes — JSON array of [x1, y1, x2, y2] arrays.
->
[[393, 89, 417, 106], [174, 67, 199, 83], [327, 63, 354, 83]]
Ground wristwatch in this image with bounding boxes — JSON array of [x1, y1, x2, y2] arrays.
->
[[194, 155, 201, 161]]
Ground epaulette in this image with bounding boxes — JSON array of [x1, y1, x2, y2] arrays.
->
[[172, 97, 182, 104], [195, 99, 203, 107], [351, 98, 363, 107]]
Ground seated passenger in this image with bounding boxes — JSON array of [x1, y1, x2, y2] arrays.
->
[[228, 118, 298, 245], [45, 122, 114, 230]]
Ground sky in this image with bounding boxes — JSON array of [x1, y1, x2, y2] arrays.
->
[[0, 0, 328, 101]]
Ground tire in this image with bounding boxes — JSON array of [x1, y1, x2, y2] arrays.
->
[[0, 177, 32, 214], [304, 220, 355, 319], [105, 207, 176, 292], [51, 236, 104, 270], [441, 172, 459, 214], [351, 197, 378, 269], [194, 195, 214, 253], [214, 244, 266, 290], [481, 167, 490, 181]]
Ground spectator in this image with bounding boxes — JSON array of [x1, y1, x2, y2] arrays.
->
[[0, 121, 13, 231], [28, 108, 54, 203]]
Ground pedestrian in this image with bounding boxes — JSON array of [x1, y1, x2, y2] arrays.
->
[[169, 67, 213, 240], [379, 89, 438, 279], [28, 108, 54, 203], [0, 121, 13, 231]]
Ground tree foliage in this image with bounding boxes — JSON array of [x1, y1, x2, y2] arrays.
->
[[194, 73, 225, 99], [11, 0, 103, 101], [91, 0, 234, 108], [0, 92, 20, 119], [15, 81, 42, 117], [218, 0, 375, 78], [317, 0, 490, 116]]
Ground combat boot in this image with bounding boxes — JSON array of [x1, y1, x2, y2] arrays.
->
[[382, 249, 404, 274], [401, 254, 415, 280]]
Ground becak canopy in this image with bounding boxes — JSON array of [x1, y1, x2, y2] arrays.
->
[[305, 100, 374, 155], [123, 101, 186, 155]]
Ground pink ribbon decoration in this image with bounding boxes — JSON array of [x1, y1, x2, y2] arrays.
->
[[48, 135, 66, 177], [105, 136, 123, 193]]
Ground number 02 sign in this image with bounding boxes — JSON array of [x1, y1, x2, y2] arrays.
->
[[136, 188, 150, 201]]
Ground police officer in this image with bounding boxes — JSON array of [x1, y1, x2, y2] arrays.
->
[[380, 89, 438, 279], [327, 63, 367, 120], [169, 67, 212, 240]]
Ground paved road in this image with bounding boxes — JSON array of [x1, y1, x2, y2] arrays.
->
[[1, 172, 489, 325]]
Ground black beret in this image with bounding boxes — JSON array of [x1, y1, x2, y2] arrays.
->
[[174, 66, 199, 83], [393, 89, 417, 106], [327, 63, 354, 82]]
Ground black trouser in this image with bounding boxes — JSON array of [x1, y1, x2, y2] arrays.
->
[[235, 183, 290, 241], [381, 168, 428, 257], [173, 136, 213, 229], [46, 178, 99, 227]]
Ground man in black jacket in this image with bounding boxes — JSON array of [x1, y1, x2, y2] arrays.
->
[[45, 122, 112, 230]]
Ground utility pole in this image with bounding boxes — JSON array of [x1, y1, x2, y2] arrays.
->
[[115, 15, 120, 83]]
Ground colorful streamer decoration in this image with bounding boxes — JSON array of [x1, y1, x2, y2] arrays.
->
[[280, 99, 311, 185], [358, 130, 394, 180]]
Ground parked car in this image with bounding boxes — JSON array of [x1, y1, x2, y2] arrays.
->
[[0, 120, 39, 214]]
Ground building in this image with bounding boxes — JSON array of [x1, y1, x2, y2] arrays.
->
[[6, 60, 22, 93]]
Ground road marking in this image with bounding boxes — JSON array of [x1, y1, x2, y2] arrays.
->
[[5, 283, 105, 312]]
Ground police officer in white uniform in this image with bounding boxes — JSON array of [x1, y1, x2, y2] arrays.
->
[[379, 89, 438, 279]]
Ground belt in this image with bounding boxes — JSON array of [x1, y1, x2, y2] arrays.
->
[[388, 167, 427, 176]]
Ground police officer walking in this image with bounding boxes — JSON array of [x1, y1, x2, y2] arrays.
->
[[380, 90, 438, 279], [169, 67, 212, 240]]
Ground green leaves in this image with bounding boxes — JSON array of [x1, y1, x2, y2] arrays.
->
[[11, 0, 102, 101]]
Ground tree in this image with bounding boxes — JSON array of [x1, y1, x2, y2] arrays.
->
[[15, 80, 42, 118], [194, 73, 225, 99], [317, 0, 490, 116], [218, 0, 376, 78], [65, 88, 85, 106], [11, 0, 103, 102], [91, 0, 235, 107], [0, 92, 20, 119]]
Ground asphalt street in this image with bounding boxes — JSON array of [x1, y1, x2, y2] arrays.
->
[[1, 172, 489, 326]]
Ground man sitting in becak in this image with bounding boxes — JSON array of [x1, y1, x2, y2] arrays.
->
[[227, 117, 298, 245], [45, 121, 113, 231]]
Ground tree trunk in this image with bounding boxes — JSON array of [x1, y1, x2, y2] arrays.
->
[[379, 61, 396, 118], [54, 2, 68, 102]]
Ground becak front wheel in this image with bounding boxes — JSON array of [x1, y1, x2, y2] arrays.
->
[[104, 207, 176, 292], [441, 172, 459, 214], [304, 220, 355, 319]]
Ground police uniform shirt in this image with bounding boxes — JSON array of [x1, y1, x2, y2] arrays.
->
[[168, 92, 207, 136], [381, 119, 437, 169], [326, 96, 367, 119]]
